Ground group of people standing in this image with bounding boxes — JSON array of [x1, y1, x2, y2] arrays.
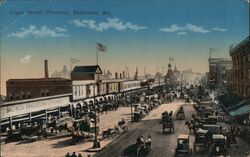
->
[[65, 152, 83, 157], [136, 135, 152, 149]]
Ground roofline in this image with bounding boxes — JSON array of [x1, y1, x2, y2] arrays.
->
[[7, 77, 71, 82], [229, 36, 250, 56]]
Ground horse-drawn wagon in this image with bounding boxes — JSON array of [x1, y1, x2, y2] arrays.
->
[[175, 134, 192, 157], [162, 112, 174, 133], [193, 128, 209, 152], [176, 106, 185, 120]]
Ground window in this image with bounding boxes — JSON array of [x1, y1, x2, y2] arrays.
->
[[9, 95, 13, 101], [22, 93, 26, 99], [27, 92, 31, 98], [46, 90, 50, 96]]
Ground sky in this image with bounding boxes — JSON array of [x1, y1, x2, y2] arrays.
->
[[0, 0, 249, 95]]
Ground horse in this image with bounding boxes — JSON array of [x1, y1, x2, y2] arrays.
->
[[118, 119, 128, 132]]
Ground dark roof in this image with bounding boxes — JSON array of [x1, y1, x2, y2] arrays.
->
[[7, 77, 71, 82], [72, 65, 102, 74]]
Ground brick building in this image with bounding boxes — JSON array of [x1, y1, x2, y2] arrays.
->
[[208, 58, 232, 90], [6, 78, 72, 101], [229, 36, 250, 98]]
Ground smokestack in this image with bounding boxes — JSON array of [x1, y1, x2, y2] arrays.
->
[[44, 60, 49, 78]]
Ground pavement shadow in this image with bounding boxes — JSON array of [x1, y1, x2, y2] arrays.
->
[[50, 138, 75, 148], [123, 143, 137, 157]]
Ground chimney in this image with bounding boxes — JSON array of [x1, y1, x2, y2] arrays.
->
[[44, 60, 49, 78]]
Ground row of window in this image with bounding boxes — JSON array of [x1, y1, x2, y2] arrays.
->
[[121, 83, 140, 90], [9, 90, 50, 101], [9, 92, 32, 101], [232, 69, 250, 80]]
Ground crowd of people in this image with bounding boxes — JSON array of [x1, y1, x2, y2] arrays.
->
[[65, 152, 83, 157]]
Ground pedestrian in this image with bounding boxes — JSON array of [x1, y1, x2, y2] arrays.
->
[[71, 152, 77, 157], [65, 152, 71, 157], [78, 153, 83, 157]]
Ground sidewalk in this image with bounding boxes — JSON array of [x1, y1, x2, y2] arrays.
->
[[1, 106, 133, 157]]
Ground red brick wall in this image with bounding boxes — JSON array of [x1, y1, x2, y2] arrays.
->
[[6, 80, 72, 101]]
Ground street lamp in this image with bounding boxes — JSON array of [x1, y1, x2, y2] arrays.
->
[[92, 83, 100, 149]]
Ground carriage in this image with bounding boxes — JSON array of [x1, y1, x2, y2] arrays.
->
[[6, 118, 49, 143], [102, 127, 119, 139], [133, 112, 143, 122], [162, 114, 174, 133], [209, 134, 227, 157], [175, 134, 192, 157], [176, 106, 185, 120], [193, 128, 209, 152]]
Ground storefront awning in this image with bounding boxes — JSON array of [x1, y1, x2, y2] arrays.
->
[[229, 104, 250, 117]]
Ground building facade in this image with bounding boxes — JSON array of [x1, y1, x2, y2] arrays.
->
[[6, 78, 72, 101], [229, 36, 250, 98], [208, 58, 232, 90]]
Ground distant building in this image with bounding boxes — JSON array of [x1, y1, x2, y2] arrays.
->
[[165, 63, 173, 83], [6, 60, 72, 101], [51, 65, 70, 79], [6, 78, 72, 101], [134, 67, 139, 80], [208, 58, 232, 90], [182, 69, 194, 85], [100, 70, 112, 80], [229, 36, 250, 98], [173, 66, 181, 82]]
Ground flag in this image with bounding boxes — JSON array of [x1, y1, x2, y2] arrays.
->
[[70, 58, 80, 64], [97, 43, 107, 52]]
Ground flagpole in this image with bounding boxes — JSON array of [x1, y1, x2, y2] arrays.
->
[[96, 46, 99, 65]]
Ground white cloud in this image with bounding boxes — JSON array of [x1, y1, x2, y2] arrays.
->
[[159, 23, 230, 35], [159, 24, 184, 32], [70, 18, 147, 32], [177, 32, 187, 35], [20, 55, 31, 64], [211, 27, 227, 32], [55, 27, 67, 32], [9, 25, 68, 38], [160, 23, 210, 34], [186, 23, 210, 33]]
